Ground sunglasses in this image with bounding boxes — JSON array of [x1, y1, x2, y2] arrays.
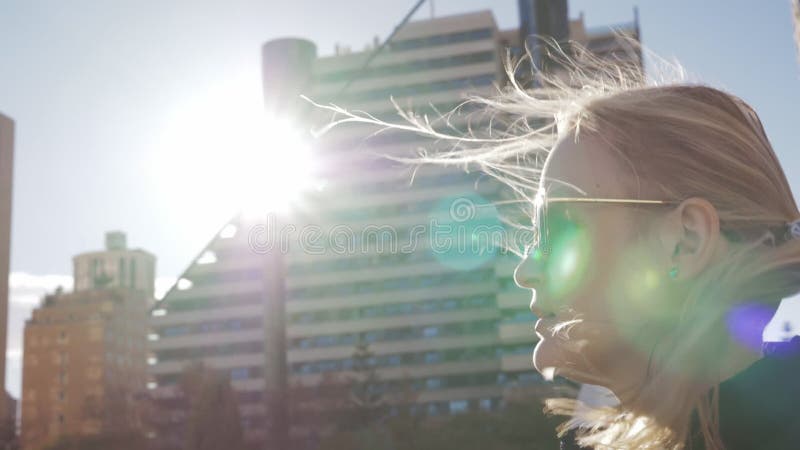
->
[[532, 187, 678, 257]]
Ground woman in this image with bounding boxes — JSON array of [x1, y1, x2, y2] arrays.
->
[[514, 84, 800, 450], [311, 43, 800, 449]]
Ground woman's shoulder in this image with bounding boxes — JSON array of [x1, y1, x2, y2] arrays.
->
[[561, 338, 800, 449], [713, 336, 800, 450]]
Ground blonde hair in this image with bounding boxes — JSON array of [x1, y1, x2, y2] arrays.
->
[[308, 39, 800, 449]]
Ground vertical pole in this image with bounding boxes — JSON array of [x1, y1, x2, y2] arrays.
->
[[517, 0, 569, 85], [260, 38, 316, 450], [0, 113, 14, 427], [261, 239, 288, 450]]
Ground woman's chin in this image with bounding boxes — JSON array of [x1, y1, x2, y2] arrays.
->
[[532, 338, 561, 378]]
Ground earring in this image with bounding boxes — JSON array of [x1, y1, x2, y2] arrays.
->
[[669, 244, 680, 279]]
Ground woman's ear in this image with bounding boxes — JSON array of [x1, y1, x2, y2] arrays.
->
[[660, 197, 721, 279]]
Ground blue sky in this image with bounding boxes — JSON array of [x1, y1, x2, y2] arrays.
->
[[1, 0, 798, 278], [1, 0, 799, 396]]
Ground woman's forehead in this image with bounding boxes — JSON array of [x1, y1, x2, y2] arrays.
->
[[540, 134, 629, 198]]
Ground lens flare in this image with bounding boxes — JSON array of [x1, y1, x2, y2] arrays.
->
[[606, 245, 678, 358], [623, 267, 663, 303], [544, 223, 590, 298], [726, 302, 776, 353], [428, 193, 503, 271]]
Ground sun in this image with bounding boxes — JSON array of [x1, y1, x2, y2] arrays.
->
[[153, 77, 318, 227]]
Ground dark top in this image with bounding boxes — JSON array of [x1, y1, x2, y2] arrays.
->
[[561, 336, 800, 450]]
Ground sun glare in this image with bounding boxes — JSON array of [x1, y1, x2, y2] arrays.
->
[[154, 78, 318, 228]]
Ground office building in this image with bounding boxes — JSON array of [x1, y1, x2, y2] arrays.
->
[[0, 112, 13, 443], [73, 230, 157, 299], [0, 114, 14, 442], [147, 5, 640, 449], [21, 232, 153, 449]]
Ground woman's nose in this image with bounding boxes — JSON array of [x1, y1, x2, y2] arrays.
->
[[514, 251, 544, 289]]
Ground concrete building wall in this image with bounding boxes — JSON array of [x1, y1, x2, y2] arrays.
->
[[73, 232, 156, 299], [0, 113, 15, 424], [21, 288, 149, 449], [147, 221, 271, 448]]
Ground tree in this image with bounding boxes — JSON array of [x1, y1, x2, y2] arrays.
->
[[81, 384, 142, 434], [180, 362, 245, 450], [41, 431, 146, 450], [312, 338, 392, 450], [93, 271, 114, 288], [287, 371, 352, 449], [342, 337, 386, 431], [318, 388, 562, 450]]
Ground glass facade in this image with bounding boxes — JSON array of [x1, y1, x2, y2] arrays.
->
[[389, 28, 494, 52]]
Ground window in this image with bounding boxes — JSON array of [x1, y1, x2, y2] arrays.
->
[[317, 51, 495, 83], [162, 326, 188, 337], [119, 258, 126, 287], [424, 352, 442, 364], [176, 278, 192, 290], [197, 250, 217, 265], [389, 28, 493, 52], [449, 400, 469, 414], [425, 378, 442, 390], [517, 372, 542, 385], [219, 224, 237, 239], [130, 259, 137, 288], [230, 368, 249, 381], [422, 326, 439, 338], [315, 335, 337, 347]]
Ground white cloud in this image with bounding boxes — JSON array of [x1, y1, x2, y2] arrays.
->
[[9, 272, 72, 293], [8, 272, 72, 309]]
